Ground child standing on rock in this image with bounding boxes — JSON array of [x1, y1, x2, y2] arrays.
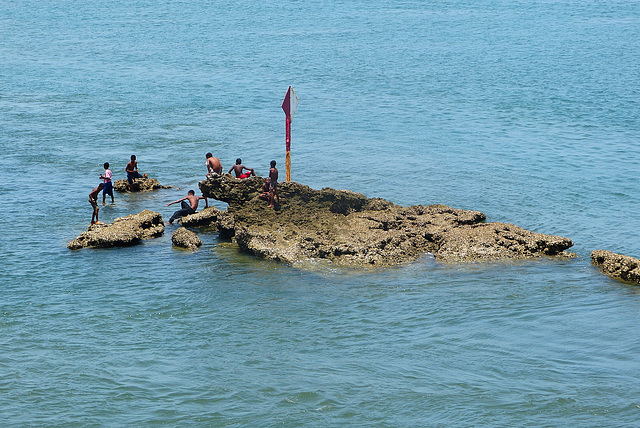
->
[[267, 160, 280, 208]]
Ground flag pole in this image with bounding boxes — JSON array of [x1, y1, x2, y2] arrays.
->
[[285, 115, 292, 182], [282, 86, 298, 182]]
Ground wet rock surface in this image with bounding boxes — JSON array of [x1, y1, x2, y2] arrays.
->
[[113, 177, 171, 193], [198, 174, 574, 267], [68, 210, 165, 250], [171, 227, 202, 250], [591, 250, 640, 284]]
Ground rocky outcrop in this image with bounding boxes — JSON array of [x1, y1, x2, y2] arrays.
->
[[198, 174, 574, 267], [113, 177, 171, 193], [68, 210, 164, 250], [591, 250, 640, 284], [171, 227, 202, 250]]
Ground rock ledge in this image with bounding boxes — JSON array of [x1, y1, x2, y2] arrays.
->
[[197, 174, 574, 267]]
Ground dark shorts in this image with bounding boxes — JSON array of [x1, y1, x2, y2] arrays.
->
[[127, 171, 143, 184], [169, 200, 196, 223], [269, 180, 277, 191], [103, 181, 113, 196], [89, 197, 98, 209]]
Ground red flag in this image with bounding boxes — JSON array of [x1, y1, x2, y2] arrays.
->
[[282, 86, 299, 119], [282, 86, 291, 117]]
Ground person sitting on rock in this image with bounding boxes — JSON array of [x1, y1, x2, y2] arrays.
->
[[258, 177, 271, 200], [228, 158, 255, 179], [89, 183, 105, 225], [166, 190, 208, 225], [126, 155, 147, 191], [205, 153, 222, 175], [267, 160, 280, 208]]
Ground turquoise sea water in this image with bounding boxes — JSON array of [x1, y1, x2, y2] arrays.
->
[[2, 0, 640, 425]]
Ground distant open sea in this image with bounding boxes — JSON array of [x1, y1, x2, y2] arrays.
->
[[2, 0, 640, 426]]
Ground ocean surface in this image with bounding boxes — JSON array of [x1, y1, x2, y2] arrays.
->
[[2, 0, 640, 426]]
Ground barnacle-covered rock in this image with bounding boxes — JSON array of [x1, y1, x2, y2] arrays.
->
[[113, 177, 171, 193], [171, 227, 202, 250], [197, 174, 574, 267], [68, 210, 164, 250], [591, 250, 640, 284]]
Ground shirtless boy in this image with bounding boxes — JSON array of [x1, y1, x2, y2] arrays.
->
[[258, 177, 271, 200], [100, 162, 114, 204], [267, 160, 280, 208], [166, 190, 208, 225], [125, 155, 147, 191], [205, 153, 222, 175], [228, 158, 255, 178], [89, 183, 105, 225]]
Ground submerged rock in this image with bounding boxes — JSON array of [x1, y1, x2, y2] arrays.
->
[[591, 250, 640, 284], [68, 210, 164, 250], [172, 227, 202, 250], [198, 174, 574, 267], [113, 177, 171, 193]]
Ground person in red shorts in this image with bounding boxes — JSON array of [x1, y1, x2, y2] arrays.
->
[[228, 158, 255, 179]]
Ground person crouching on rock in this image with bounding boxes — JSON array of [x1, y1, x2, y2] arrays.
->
[[166, 190, 208, 225], [89, 183, 105, 225], [258, 177, 271, 200], [228, 158, 255, 178], [125, 155, 147, 191]]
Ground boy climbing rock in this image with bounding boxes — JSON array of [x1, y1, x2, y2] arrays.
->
[[89, 183, 105, 225]]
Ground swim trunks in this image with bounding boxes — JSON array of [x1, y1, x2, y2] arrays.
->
[[103, 181, 113, 196], [127, 171, 143, 184], [89, 197, 98, 209], [168, 200, 196, 224], [239, 171, 252, 179]]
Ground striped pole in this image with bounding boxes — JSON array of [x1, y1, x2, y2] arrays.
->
[[285, 115, 292, 181], [281, 86, 299, 182]]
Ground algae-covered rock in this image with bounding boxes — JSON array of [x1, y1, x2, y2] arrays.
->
[[591, 250, 640, 284], [68, 210, 164, 250], [172, 227, 202, 250], [113, 177, 171, 193], [198, 174, 574, 267]]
